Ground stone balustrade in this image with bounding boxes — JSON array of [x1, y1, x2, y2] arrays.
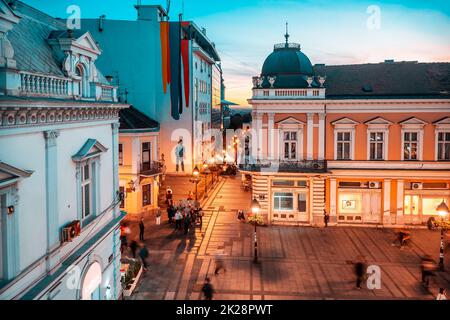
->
[[20, 72, 69, 97]]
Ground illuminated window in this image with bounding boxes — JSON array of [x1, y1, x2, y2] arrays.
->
[[298, 193, 307, 212], [274, 192, 294, 211], [369, 132, 384, 160], [437, 132, 450, 160], [142, 184, 151, 206], [403, 132, 418, 160]]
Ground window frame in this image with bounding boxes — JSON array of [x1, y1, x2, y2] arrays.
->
[[436, 130, 450, 161], [141, 142, 151, 171], [335, 130, 353, 160], [282, 130, 298, 161], [273, 192, 294, 211], [118, 143, 123, 166], [402, 131, 420, 161], [142, 184, 152, 207]]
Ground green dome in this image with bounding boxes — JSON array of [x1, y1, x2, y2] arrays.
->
[[260, 43, 315, 88]]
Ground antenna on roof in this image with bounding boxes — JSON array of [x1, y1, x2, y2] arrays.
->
[[284, 21, 290, 47], [166, 0, 171, 18]]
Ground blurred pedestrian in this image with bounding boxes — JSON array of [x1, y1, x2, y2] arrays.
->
[[237, 210, 245, 222], [421, 255, 436, 288], [167, 205, 174, 223], [201, 278, 214, 300], [129, 240, 138, 258], [175, 209, 182, 230], [436, 288, 448, 300], [120, 223, 130, 253], [166, 187, 173, 206], [323, 209, 330, 227], [139, 242, 149, 271], [184, 213, 191, 235], [214, 254, 226, 275], [156, 207, 161, 225], [354, 258, 366, 289], [139, 217, 145, 241]]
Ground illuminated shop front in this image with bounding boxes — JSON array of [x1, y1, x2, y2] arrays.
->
[[337, 181, 382, 224], [403, 181, 450, 224], [270, 179, 309, 223]]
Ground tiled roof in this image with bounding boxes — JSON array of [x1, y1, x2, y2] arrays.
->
[[314, 62, 450, 99], [9, 2, 65, 76], [119, 106, 159, 131]]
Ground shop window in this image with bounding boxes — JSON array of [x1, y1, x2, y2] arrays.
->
[[404, 195, 419, 215], [338, 192, 362, 214], [423, 197, 448, 216], [339, 181, 362, 188], [142, 184, 151, 207], [297, 181, 307, 188], [403, 132, 418, 160], [298, 193, 307, 212], [272, 180, 295, 187], [437, 132, 450, 160], [336, 132, 351, 160], [369, 132, 384, 160], [273, 192, 294, 211]]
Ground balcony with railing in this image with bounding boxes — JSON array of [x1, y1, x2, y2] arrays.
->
[[139, 161, 164, 176], [19, 71, 70, 97], [239, 160, 327, 173], [252, 88, 325, 99]]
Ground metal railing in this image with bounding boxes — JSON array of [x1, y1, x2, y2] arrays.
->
[[239, 160, 327, 173], [139, 161, 164, 176]]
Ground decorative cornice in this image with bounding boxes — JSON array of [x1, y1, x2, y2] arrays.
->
[[0, 105, 123, 128]]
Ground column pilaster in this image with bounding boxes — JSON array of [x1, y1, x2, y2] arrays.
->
[[306, 113, 314, 160]]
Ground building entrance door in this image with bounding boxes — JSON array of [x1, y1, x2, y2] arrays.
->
[[363, 191, 381, 223]]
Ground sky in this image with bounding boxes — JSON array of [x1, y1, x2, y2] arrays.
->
[[21, 0, 450, 106]]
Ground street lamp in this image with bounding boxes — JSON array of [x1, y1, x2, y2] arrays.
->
[[202, 162, 209, 197], [436, 199, 449, 271], [251, 198, 261, 264], [192, 166, 200, 202]]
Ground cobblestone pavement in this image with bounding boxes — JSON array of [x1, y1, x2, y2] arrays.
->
[[126, 176, 450, 300]]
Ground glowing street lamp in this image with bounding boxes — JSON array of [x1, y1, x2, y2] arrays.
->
[[251, 198, 261, 263], [436, 199, 449, 271], [192, 166, 200, 202]]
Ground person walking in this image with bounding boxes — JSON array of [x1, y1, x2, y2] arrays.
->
[[139, 218, 145, 241], [436, 288, 448, 300], [323, 209, 330, 228], [175, 210, 182, 230], [139, 242, 149, 271], [166, 187, 173, 206], [184, 213, 191, 235], [201, 278, 214, 300], [214, 254, 226, 275], [167, 205, 174, 224], [354, 259, 366, 289], [129, 240, 138, 258], [421, 255, 436, 288], [156, 207, 161, 225]]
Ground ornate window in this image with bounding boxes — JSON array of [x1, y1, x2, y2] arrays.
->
[[142, 184, 152, 207], [273, 192, 294, 211], [437, 132, 450, 160], [403, 132, 419, 160], [331, 117, 358, 160], [336, 132, 351, 160], [283, 131, 297, 160], [369, 132, 385, 160]]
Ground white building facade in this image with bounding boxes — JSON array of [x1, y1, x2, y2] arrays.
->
[[0, 1, 127, 299]]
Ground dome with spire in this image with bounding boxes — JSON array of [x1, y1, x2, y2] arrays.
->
[[258, 24, 317, 89]]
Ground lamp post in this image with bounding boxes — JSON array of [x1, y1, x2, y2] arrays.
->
[[192, 166, 200, 202], [251, 198, 261, 264], [202, 162, 209, 197], [436, 199, 449, 271]]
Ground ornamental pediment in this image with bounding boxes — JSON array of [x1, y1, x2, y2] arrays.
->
[[364, 116, 393, 126], [72, 139, 108, 162], [330, 117, 358, 126], [399, 117, 427, 126], [276, 116, 305, 125]]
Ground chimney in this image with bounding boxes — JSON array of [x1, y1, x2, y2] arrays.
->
[[99, 15, 106, 32], [135, 5, 163, 22]]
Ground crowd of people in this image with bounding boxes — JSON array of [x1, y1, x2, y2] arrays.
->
[[165, 186, 204, 235]]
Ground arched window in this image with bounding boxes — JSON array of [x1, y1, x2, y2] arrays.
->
[[76, 64, 89, 98]]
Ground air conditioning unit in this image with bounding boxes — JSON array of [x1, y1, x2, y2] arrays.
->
[[61, 220, 81, 243], [411, 182, 423, 190], [368, 181, 380, 189]]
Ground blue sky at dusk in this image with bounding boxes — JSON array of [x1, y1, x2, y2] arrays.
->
[[22, 0, 450, 105]]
